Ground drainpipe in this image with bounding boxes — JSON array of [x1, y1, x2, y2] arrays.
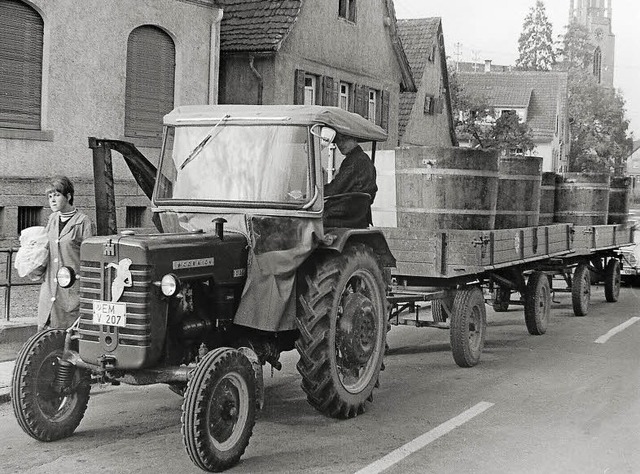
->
[[249, 55, 264, 105], [208, 8, 224, 104]]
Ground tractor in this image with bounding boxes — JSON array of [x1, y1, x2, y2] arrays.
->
[[12, 105, 395, 472]]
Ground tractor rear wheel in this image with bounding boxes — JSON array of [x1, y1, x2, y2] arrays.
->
[[296, 243, 387, 419], [12, 329, 90, 441]]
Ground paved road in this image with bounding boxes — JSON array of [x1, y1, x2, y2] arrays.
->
[[1, 285, 639, 474]]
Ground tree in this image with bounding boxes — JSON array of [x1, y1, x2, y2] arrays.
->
[[484, 111, 535, 155], [556, 24, 633, 173], [448, 63, 536, 154], [516, 1, 556, 71], [556, 21, 594, 72], [566, 69, 632, 172]]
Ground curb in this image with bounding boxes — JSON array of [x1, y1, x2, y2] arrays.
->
[[0, 322, 38, 344]]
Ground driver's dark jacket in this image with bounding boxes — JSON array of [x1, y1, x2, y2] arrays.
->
[[323, 145, 377, 228], [324, 145, 377, 199]]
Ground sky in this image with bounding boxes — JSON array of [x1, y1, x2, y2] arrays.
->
[[394, 0, 640, 140]]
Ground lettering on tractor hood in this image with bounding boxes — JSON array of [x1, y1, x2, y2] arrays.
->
[[172, 257, 215, 270]]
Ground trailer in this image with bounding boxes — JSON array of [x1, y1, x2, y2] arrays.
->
[[380, 222, 635, 368]]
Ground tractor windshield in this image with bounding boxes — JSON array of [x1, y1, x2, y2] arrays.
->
[[155, 124, 315, 208]]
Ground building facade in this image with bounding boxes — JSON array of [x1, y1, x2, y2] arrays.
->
[[396, 17, 456, 147], [217, 0, 416, 149], [0, 0, 222, 246]]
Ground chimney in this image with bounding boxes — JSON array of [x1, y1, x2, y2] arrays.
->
[[484, 59, 492, 73]]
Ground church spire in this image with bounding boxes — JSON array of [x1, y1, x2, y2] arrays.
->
[[568, 0, 615, 87]]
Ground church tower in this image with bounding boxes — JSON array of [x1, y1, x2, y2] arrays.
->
[[569, 0, 615, 87]]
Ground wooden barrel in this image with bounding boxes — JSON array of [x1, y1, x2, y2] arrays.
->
[[494, 155, 542, 229], [554, 173, 610, 225], [395, 146, 499, 230], [608, 176, 632, 224], [538, 172, 557, 225]]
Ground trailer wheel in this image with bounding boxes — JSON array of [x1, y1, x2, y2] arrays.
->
[[432, 291, 455, 322], [604, 259, 621, 303], [572, 263, 591, 316], [492, 287, 511, 312], [524, 272, 551, 335], [12, 329, 90, 442], [296, 243, 386, 419], [182, 347, 256, 473], [450, 286, 487, 368]]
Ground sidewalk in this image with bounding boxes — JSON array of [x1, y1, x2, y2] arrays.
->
[[0, 359, 14, 403], [0, 317, 38, 403]]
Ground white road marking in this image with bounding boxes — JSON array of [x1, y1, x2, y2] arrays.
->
[[595, 317, 640, 344], [354, 401, 494, 474]]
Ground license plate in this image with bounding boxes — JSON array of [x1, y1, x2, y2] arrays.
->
[[92, 301, 127, 327]]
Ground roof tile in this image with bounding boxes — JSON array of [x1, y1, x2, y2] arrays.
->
[[396, 18, 441, 140], [218, 0, 302, 52]]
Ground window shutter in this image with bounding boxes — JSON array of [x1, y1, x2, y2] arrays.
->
[[125, 26, 175, 139], [354, 84, 366, 118], [322, 76, 334, 106], [294, 69, 305, 105], [381, 89, 390, 131], [332, 79, 340, 107], [375, 91, 382, 125], [0, 0, 43, 130]]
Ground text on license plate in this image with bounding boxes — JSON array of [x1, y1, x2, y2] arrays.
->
[[92, 301, 127, 327]]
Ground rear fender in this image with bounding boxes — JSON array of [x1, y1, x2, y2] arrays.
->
[[319, 228, 396, 268]]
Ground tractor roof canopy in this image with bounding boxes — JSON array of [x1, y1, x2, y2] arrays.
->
[[164, 105, 388, 143]]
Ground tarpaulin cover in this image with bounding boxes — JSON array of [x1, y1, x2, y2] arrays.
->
[[164, 211, 321, 332], [164, 104, 388, 143]]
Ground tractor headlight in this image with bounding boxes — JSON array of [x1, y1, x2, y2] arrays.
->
[[160, 274, 180, 296], [56, 267, 76, 288]]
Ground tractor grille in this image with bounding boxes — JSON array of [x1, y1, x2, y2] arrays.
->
[[78, 259, 152, 347]]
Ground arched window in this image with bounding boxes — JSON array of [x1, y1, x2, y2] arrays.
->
[[125, 26, 175, 139], [0, 0, 44, 130], [593, 47, 602, 84]]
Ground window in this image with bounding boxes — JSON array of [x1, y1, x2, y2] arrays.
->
[[593, 47, 602, 84], [125, 26, 175, 140], [424, 94, 434, 115], [126, 207, 146, 228], [304, 75, 317, 105], [368, 90, 377, 123], [0, 1, 44, 130], [339, 82, 351, 111], [338, 0, 356, 22], [17, 206, 42, 234]]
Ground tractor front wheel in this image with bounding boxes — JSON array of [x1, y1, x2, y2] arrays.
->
[[296, 243, 387, 419], [182, 347, 256, 472], [12, 329, 90, 441]]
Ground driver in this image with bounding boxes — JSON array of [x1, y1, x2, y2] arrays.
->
[[324, 133, 377, 228]]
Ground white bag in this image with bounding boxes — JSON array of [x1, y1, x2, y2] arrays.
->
[[15, 226, 49, 279]]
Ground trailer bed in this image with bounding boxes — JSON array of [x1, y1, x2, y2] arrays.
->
[[379, 223, 578, 279]]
